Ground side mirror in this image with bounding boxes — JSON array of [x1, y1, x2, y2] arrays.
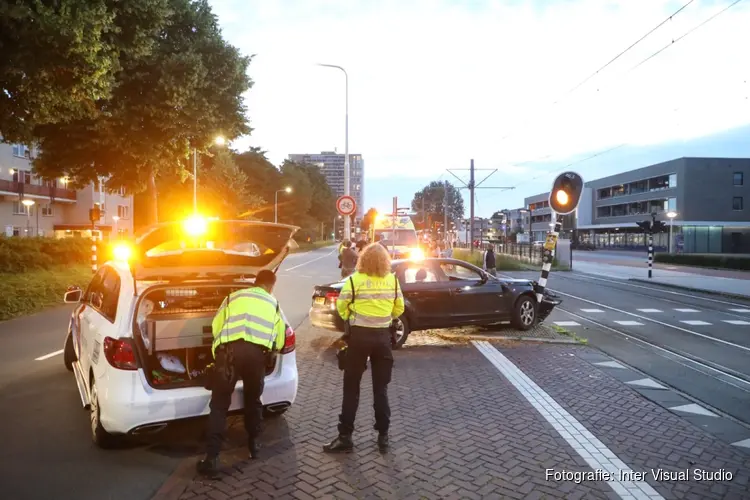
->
[[63, 287, 82, 303]]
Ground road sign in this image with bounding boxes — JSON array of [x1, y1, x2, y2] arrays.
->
[[336, 195, 356, 216]]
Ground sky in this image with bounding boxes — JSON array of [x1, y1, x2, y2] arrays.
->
[[208, 0, 750, 217]]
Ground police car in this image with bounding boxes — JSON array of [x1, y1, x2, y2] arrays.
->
[[61, 218, 300, 448]]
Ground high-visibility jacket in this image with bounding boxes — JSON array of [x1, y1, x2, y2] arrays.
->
[[337, 272, 405, 328], [211, 287, 286, 356]]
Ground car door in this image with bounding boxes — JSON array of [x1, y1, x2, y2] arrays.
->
[[437, 261, 501, 324], [79, 269, 107, 379], [398, 262, 450, 329]]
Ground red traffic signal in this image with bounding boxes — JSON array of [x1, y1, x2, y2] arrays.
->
[[549, 171, 584, 215]]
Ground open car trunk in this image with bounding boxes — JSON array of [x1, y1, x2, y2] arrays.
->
[[134, 283, 279, 389]]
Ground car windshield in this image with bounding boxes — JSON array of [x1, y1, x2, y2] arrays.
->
[[377, 230, 417, 246]]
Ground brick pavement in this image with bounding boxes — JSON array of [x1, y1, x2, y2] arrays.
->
[[166, 325, 613, 499], [502, 345, 750, 500]]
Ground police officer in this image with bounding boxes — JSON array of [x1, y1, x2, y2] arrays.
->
[[197, 270, 287, 477], [324, 243, 405, 454]]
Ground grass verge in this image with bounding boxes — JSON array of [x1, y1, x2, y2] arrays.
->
[[0, 265, 92, 321], [550, 324, 588, 344]]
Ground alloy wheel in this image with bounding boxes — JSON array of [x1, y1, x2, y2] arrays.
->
[[520, 300, 535, 326], [90, 383, 99, 435]]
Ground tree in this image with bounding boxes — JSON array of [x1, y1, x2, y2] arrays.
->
[[31, 0, 252, 226], [0, 0, 170, 143], [410, 181, 464, 229], [277, 160, 337, 238], [360, 208, 378, 232], [234, 148, 282, 221]]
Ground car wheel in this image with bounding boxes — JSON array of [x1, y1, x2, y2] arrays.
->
[[89, 376, 120, 449], [392, 316, 411, 349], [512, 296, 537, 331], [63, 330, 76, 372]]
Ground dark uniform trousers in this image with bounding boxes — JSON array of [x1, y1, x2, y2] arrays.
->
[[206, 340, 267, 458], [339, 326, 394, 435]]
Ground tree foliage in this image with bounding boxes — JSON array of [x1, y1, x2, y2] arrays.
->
[[0, 0, 170, 143], [410, 181, 464, 227], [31, 0, 251, 225], [234, 148, 282, 221], [360, 207, 378, 232], [277, 160, 337, 231]]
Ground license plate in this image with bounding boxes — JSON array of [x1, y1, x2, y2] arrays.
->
[[314, 297, 325, 305]]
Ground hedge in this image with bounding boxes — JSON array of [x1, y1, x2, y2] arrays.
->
[[654, 253, 750, 271], [452, 248, 527, 271], [0, 237, 91, 273]]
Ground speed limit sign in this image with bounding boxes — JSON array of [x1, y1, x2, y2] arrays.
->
[[336, 195, 357, 216]]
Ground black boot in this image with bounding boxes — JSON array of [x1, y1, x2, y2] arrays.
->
[[377, 433, 389, 453], [196, 456, 220, 478], [248, 439, 259, 459], [323, 434, 353, 453]]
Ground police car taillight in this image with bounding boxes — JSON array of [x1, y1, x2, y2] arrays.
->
[[103, 337, 137, 370], [281, 327, 295, 354], [325, 292, 339, 302]]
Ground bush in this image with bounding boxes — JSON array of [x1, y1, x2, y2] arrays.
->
[[0, 265, 93, 320], [0, 237, 91, 273], [452, 248, 527, 270], [654, 253, 750, 271]]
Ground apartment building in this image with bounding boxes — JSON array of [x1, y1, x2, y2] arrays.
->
[[523, 157, 750, 253], [0, 142, 134, 239]]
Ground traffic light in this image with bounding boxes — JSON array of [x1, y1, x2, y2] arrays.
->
[[652, 220, 667, 231], [549, 171, 584, 215], [89, 205, 101, 222], [636, 221, 651, 232]]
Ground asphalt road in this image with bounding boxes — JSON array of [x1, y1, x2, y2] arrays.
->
[[501, 268, 750, 427], [0, 245, 340, 500]]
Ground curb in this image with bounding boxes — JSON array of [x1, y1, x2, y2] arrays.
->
[[150, 456, 198, 500], [434, 332, 582, 345], [629, 278, 750, 301]]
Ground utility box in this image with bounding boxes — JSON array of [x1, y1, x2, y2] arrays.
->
[[556, 239, 572, 269]]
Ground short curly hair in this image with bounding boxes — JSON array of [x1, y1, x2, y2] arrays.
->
[[356, 242, 391, 277]]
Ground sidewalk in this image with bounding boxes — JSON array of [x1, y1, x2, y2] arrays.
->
[[153, 323, 750, 500], [571, 261, 750, 299]]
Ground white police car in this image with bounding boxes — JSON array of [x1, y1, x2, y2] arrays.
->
[[62, 218, 299, 448]]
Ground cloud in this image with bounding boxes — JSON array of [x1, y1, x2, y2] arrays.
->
[[210, 0, 750, 195]]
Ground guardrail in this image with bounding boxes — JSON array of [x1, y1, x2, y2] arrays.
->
[[0, 179, 77, 201]]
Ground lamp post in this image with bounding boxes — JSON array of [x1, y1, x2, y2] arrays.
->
[[274, 186, 292, 224], [317, 63, 350, 240], [112, 215, 120, 240], [193, 135, 226, 214], [666, 211, 677, 253], [22, 199, 35, 237]]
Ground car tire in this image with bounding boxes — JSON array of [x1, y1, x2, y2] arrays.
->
[[63, 330, 76, 372], [89, 376, 121, 449], [512, 295, 537, 331], [392, 316, 411, 350]]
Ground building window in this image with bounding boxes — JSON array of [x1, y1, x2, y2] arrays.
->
[[669, 173, 677, 188], [734, 172, 744, 186], [41, 204, 53, 217], [733, 197, 744, 211], [12, 144, 27, 158], [12, 227, 21, 237], [667, 198, 677, 211], [117, 205, 130, 219], [12, 201, 33, 215], [12, 169, 32, 184]]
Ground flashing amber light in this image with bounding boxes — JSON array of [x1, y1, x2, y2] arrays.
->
[[112, 243, 132, 262], [555, 189, 569, 206], [183, 216, 208, 236], [409, 247, 425, 261]]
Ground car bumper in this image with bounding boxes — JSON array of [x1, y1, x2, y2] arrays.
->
[[97, 352, 299, 435], [309, 305, 345, 332], [538, 295, 562, 322]]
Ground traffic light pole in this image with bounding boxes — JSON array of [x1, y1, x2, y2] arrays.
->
[[535, 213, 563, 302], [91, 219, 97, 274], [648, 213, 655, 279]]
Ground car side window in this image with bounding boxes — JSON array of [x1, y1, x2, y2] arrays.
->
[[440, 262, 482, 281], [98, 268, 121, 322], [83, 269, 107, 305], [404, 266, 439, 284]]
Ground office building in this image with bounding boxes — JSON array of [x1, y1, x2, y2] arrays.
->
[[288, 151, 365, 219], [523, 157, 750, 253], [0, 141, 134, 239]]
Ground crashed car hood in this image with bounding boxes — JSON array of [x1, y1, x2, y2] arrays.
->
[[131, 219, 299, 280]]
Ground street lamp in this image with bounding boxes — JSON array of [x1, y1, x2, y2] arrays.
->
[[666, 211, 677, 253], [274, 186, 292, 223], [317, 63, 350, 240], [193, 135, 227, 214], [112, 215, 120, 239], [22, 199, 35, 237]]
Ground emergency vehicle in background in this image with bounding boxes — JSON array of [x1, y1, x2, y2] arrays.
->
[[369, 213, 423, 260]]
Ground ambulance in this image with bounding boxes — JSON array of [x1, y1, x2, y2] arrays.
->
[[370, 214, 423, 260]]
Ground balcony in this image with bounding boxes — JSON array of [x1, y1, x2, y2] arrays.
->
[[0, 179, 77, 201]]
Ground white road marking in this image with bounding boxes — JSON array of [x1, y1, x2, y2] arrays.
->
[[669, 403, 718, 417], [594, 361, 627, 369], [637, 308, 662, 313], [35, 349, 63, 361], [729, 308, 750, 313], [614, 320, 644, 326], [473, 341, 663, 500], [732, 438, 750, 449], [680, 320, 711, 326], [723, 320, 750, 325], [554, 321, 580, 327], [549, 289, 750, 353], [283, 249, 337, 272], [625, 378, 668, 390], [674, 308, 700, 313], [580, 308, 605, 313]]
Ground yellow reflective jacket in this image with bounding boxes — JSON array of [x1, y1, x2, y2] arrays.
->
[[337, 272, 405, 328], [211, 287, 286, 356]]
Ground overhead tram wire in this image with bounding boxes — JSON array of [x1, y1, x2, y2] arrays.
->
[[498, 0, 698, 143]]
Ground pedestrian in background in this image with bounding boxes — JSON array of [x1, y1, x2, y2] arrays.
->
[[324, 243, 404, 454], [340, 242, 358, 278], [484, 244, 497, 277]]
